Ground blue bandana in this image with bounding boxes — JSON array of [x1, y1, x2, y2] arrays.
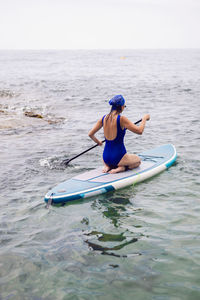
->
[[109, 95, 125, 110]]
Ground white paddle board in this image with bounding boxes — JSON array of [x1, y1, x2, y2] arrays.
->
[[44, 144, 177, 204]]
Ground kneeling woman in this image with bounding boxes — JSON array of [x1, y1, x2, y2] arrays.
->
[[88, 95, 150, 174]]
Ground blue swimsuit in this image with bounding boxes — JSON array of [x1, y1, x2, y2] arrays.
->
[[102, 115, 127, 168]]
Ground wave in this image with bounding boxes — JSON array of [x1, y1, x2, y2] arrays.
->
[[0, 89, 19, 98]]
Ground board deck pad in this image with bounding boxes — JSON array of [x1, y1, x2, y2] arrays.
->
[[75, 160, 154, 183], [44, 144, 177, 204]]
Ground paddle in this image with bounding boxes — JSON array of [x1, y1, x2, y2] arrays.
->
[[63, 118, 142, 166]]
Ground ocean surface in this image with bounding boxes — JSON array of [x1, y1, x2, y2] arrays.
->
[[0, 49, 200, 300]]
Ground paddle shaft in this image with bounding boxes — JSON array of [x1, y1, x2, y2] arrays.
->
[[63, 118, 142, 166]]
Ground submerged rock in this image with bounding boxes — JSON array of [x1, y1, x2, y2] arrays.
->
[[0, 108, 65, 130], [46, 118, 65, 124], [0, 89, 15, 98], [24, 111, 65, 124], [24, 111, 43, 119]]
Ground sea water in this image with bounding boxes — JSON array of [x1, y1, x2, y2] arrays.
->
[[0, 49, 200, 300]]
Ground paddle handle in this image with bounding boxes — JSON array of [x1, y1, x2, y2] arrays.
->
[[63, 140, 105, 165], [63, 118, 142, 166]]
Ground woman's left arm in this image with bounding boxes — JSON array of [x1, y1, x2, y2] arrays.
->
[[88, 119, 103, 145]]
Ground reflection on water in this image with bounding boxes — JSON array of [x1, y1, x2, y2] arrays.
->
[[84, 195, 142, 257], [85, 236, 139, 257], [86, 231, 126, 242]]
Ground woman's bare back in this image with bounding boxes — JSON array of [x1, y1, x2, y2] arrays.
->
[[103, 114, 124, 141]]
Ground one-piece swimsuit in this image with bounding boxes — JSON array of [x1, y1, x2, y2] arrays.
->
[[102, 114, 127, 168]]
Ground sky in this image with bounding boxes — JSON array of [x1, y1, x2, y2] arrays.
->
[[0, 0, 200, 49]]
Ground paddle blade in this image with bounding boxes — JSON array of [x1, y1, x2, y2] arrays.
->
[[62, 159, 71, 166]]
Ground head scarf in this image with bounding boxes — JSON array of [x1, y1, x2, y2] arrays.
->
[[109, 95, 125, 110]]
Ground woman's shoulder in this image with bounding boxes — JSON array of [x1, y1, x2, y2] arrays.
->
[[120, 115, 135, 128], [120, 115, 129, 123], [101, 114, 108, 125]]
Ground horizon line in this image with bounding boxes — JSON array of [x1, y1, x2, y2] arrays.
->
[[0, 47, 199, 51]]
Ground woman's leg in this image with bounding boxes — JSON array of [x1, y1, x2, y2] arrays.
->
[[109, 166, 126, 174], [103, 160, 126, 174], [103, 154, 141, 174], [102, 161, 111, 173], [108, 154, 141, 174], [118, 153, 141, 169]]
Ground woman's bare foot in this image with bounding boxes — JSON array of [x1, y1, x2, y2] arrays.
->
[[109, 166, 126, 174], [102, 165, 111, 173]]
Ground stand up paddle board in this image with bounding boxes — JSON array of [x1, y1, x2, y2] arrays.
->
[[44, 144, 177, 204]]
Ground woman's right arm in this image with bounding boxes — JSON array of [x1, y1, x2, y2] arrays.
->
[[88, 118, 103, 145], [121, 114, 150, 135]]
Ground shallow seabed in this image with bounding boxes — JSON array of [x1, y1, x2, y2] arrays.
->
[[0, 50, 200, 300]]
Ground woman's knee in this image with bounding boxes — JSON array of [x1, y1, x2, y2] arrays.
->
[[130, 154, 141, 164], [129, 160, 141, 169], [137, 157, 141, 165]]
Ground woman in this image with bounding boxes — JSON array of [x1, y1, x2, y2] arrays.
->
[[88, 95, 150, 174]]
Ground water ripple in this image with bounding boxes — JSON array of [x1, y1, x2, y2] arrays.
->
[[0, 49, 200, 300]]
